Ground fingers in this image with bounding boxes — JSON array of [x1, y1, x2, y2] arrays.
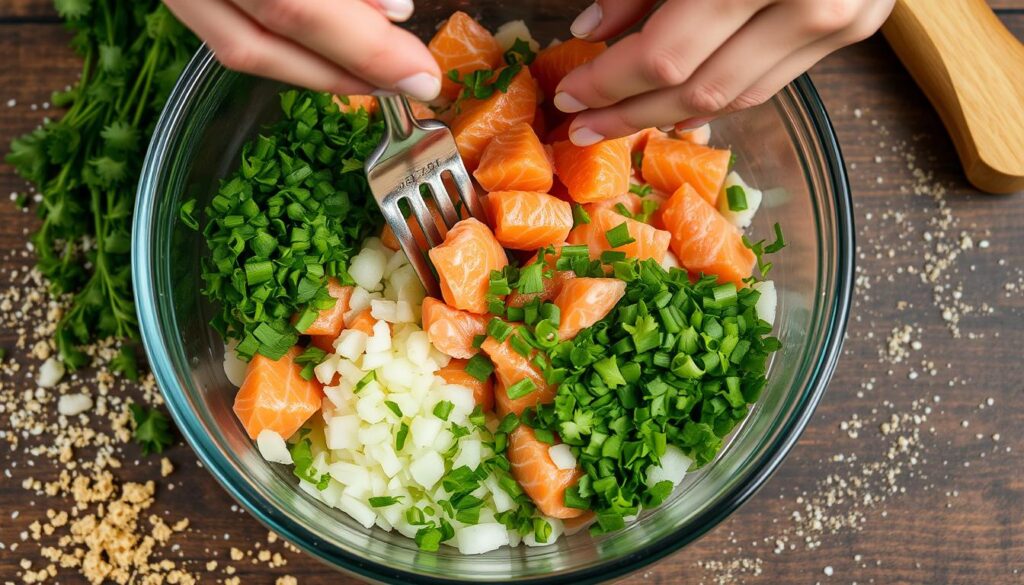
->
[[567, 0, 872, 144], [363, 0, 415, 22], [569, 0, 658, 41], [164, 0, 373, 96], [229, 0, 441, 100], [554, 0, 768, 113]]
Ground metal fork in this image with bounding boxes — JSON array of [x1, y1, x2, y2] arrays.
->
[[364, 94, 486, 299]]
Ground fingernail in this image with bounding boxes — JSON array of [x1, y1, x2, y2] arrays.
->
[[553, 92, 588, 114], [570, 126, 604, 147], [677, 116, 713, 131], [657, 124, 676, 132], [395, 72, 440, 101], [571, 2, 602, 39], [378, 0, 414, 21]]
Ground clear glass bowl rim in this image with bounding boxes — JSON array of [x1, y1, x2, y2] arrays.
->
[[132, 48, 854, 584]]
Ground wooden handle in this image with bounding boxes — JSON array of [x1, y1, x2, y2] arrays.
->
[[882, 0, 1024, 194]]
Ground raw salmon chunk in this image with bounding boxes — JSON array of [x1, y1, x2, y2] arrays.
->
[[334, 95, 377, 115], [489, 190, 573, 250], [428, 218, 508, 314], [429, 11, 504, 100], [508, 426, 585, 519], [346, 308, 379, 336], [451, 67, 538, 170], [628, 127, 668, 154], [233, 347, 323, 441], [584, 192, 665, 221], [530, 38, 607, 98], [481, 337, 556, 416], [553, 277, 626, 340], [422, 297, 489, 359], [567, 207, 671, 263], [642, 135, 732, 206], [473, 123, 553, 192], [660, 184, 755, 285], [437, 358, 495, 412], [334, 96, 434, 119], [300, 278, 352, 337], [552, 138, 632, 203]]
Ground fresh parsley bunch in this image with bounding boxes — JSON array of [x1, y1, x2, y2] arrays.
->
[[5, 0, 199, 369]]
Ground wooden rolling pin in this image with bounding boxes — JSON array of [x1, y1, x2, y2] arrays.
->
[[882, 0, 1024, 194]]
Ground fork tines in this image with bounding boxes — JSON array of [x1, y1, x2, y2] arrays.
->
[[364, 95, 485, 299]]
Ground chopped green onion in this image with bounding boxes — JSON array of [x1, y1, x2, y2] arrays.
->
[[385, 400, 403, 418], [605, 221, 636, 249], [533, 427, 555, 444], [765, 222, 786, 253], [369, 496, 403, 507], [464, 353, 494, 381], [629, 183, 653, 196], [506, 378, 537, 400], [487, 318, 514, 342], [517, 262, 545, 294], [433, 400, 455, 421], [355, 370, 376, 392], [396, 422, 409, 451], [601, 250, 627, 263], [572, 204, 591, 227], [497, 413, 520, 433], [726, 185, 748, 211], [671, 353, 705, 378]]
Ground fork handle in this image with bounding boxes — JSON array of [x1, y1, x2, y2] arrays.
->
[[376, 94, 417, 141]]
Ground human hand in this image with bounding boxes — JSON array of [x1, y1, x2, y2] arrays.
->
[[163, 0, 442, 101], [554, 0, 895, 146]]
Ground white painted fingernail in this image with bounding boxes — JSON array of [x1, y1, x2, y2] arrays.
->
[[395, 73, 440, 101], [571, 3, 602, 39], [658, 124, 676, 132], [570, 126, 604, 147], [554, 92, 588, 113], [379, 0, 414, 21]]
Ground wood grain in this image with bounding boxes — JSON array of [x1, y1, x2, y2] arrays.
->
[[884, 0, 1024, 193], [1, 6, 1023, 585]]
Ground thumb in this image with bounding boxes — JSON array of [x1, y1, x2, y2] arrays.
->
[[569, 0, 658, 41]]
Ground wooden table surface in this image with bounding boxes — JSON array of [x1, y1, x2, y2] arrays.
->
[[2, 2, 1023, 583]]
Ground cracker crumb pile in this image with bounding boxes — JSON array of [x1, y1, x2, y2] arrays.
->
[[0, 254, 299, 582]]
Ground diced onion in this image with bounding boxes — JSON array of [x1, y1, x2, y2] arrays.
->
[[718, 171, 763, 230], [645, 445, 693, 488], [409, 450, 444, 489], [493, 20, 540, 53], [349, 247, 387, 291], [335, 330, 368, 360], [222, 342, 248, 387], [456, 523, 509, 555], [338, 494, 377, 529], [256, 430, 292, 464], [547, 444, 577, 470], [752, 280, 777, 327]]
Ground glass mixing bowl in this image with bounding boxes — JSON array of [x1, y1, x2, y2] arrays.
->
[[132, 4, 853, 582]]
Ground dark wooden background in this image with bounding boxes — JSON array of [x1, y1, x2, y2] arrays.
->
[[2, 1, 1022, 583]]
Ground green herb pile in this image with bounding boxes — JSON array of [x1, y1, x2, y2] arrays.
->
[[182, 91, 384, 361], [467, 234, 783, 534], [5, 0, 198, 369]]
